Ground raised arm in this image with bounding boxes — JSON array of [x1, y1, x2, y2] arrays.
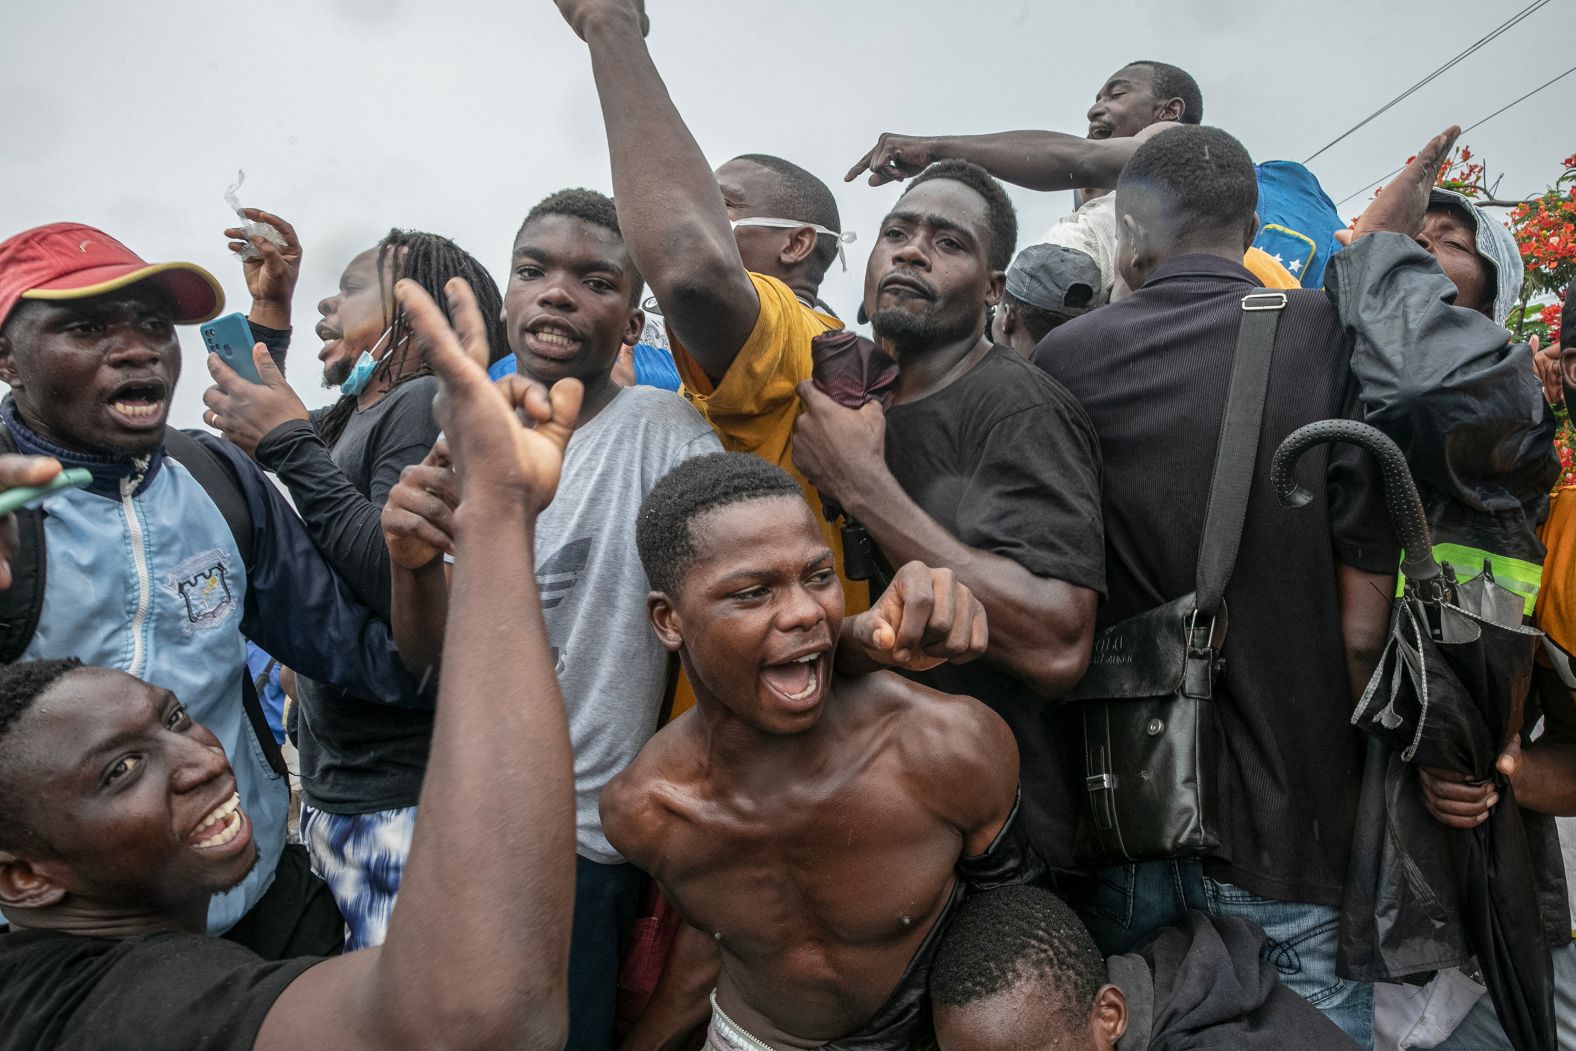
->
[[225, 207, 302, 337], [555, 0, 760, 377], [846, 124, 1175, 193], [257, 277, 581, 1051], [1327, 129, 1556, 526], [847, 131, 1138, 192]]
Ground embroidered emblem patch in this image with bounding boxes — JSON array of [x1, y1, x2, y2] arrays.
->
[[162, 549, 237, 633], [178, 564, 232, 623]]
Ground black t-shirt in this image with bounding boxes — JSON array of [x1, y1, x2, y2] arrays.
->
[[289, 378, 440, 814], [880, 345, 1104, 872], [0, 927, 318, 1051], [1034, 255, 1398, 907]]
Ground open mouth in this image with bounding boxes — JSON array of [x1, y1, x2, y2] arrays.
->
[[107, 380, 168, 427], [316, 327, 344, 364], [759, 650, 829, 711], [188, 792, 247, 850], [523, 320, 584, 360], [1088, 123, 1113, 140]]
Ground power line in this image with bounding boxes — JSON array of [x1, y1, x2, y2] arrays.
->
[[1334, 62, 1576, 208], [1304, 0, 1552, 164]]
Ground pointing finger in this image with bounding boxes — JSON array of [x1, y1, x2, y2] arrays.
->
[[846, 146, 876, 183]]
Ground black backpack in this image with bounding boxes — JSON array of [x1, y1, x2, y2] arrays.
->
[[0, 426, 284, 775]]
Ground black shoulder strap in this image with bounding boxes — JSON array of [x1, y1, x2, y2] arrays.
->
[[0, 425, 45, 664], [162, 427, 255, 572], [162, 429, 285, 776], [1194, 291, 1286, 615]]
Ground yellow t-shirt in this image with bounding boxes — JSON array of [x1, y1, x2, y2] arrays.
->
[[1243, 247, 1300, 289], [668, 272, 869, 617]]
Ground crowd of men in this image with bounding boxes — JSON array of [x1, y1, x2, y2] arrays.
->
[[0, 1, 1572, 1049]]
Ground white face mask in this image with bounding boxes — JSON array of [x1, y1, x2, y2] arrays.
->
[[338, 325, 395, 396], [730, 217, 858, 272]]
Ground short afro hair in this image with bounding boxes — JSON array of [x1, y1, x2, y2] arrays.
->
[[516, 187, 645, 305], [636, 452, 805, 596], [1116, 125, 1257, 245], [932, 884, 1106, 1025], [732, 154, 844, 279], [0, 658, 84, 851], [901, 160, 1018, 272], [1127, 60, 1204, 124]]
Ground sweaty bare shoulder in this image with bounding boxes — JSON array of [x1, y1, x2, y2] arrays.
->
[[845, 671, 1019, 841], [599, 719, 702, 876]]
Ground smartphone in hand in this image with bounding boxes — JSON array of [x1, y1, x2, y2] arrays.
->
[[201, 313, 263, 384]]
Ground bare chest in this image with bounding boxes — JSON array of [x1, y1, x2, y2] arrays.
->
[[653, 787, 961, 957]]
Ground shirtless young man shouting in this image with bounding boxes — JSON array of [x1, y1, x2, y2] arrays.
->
[[602, 452, 1042, 1051]]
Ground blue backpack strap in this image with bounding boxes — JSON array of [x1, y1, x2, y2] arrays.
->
[[0, 425, 45, 665]]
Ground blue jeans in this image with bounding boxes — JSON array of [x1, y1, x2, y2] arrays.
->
[[569, 856, 642, 1051], [1064, 859, 1375, 1048]]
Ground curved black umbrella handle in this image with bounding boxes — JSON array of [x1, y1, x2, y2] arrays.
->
[[1272, 419, 1440, 583]]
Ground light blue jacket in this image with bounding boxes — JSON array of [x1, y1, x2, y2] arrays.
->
[[5, 402, 426, 934]]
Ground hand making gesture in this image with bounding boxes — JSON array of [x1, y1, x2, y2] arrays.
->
[[846, 133, 939, 186], [840, 561, 989, 672]]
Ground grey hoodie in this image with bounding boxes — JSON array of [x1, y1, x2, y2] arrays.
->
[[1428, 187, 1524, 327]]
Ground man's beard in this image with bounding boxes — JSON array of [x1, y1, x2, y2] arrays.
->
[[322, 359, 352, 389], [871, 302, 980, 356]]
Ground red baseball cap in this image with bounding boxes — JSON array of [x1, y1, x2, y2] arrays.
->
[[0, 222, 224, 332]]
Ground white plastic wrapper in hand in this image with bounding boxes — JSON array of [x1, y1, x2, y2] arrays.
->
[[223, 170, 288, 261]]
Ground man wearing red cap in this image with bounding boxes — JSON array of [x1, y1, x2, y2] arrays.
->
[[0, 222, 426, 955]]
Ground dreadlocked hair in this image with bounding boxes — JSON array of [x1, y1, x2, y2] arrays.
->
[[315, 228, 508, 448]]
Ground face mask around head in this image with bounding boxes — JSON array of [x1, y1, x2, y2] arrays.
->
[[339, 326, 394, 396], [731, 217, 857, 272]]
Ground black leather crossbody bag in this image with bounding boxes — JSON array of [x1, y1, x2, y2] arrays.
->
[[1066, 291, 1286, 865]]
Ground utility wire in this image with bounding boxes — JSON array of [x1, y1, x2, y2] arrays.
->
[[1304, 0, 1552, 164], [1334, 62, 1576, 207]]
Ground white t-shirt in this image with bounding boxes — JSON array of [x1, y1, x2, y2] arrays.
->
[[457, 386, 719, 862], [1038, 195, 1118, 305], [541, 386, 719, 862]]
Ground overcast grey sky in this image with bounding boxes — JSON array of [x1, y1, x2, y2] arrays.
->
[[2, 0, 1570, 428]]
